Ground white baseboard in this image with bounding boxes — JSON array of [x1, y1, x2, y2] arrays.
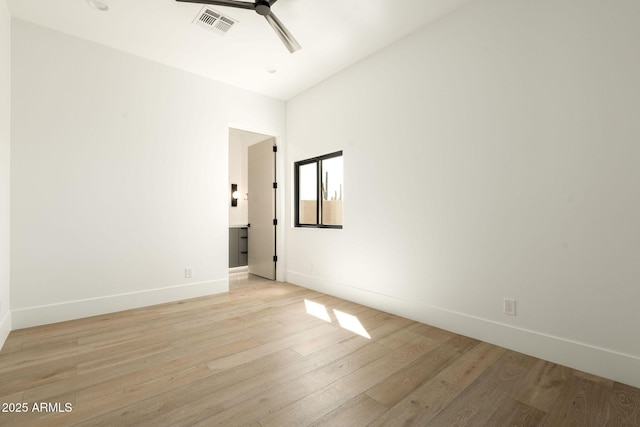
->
[[286, 270, 640, 389], [11, 279, 229, 330], [0, 310, 10, 351]]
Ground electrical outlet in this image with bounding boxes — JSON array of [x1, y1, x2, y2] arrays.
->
[[504, 298, 516, 316], [185, 267, 193, 279]]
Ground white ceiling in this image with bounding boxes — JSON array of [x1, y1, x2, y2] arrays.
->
[[6, 0, 474, 100]]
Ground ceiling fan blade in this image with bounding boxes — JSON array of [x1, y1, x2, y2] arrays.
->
[[175, 0, 255, 11], [264, 12, 301, 53]]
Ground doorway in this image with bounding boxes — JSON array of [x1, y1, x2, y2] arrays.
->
[[228, 128, 278, 282]]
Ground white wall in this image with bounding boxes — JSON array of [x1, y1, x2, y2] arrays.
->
[[10, 20, 284, 328], [285, 0, 640, 387], [0, 0, 10, 348]]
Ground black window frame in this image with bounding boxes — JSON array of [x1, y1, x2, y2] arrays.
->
[[294, 150, 343, 229]]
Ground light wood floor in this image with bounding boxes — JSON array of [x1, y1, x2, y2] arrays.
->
[[1, 275, 639, 426]]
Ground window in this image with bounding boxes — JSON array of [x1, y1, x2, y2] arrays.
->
[[295, 151, 343, 228]]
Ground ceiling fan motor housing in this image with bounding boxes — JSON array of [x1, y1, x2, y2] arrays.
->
[[255, 1, 271, 16]]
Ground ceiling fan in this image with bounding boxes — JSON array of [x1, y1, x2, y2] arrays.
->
[[176, 0, 302, 53]]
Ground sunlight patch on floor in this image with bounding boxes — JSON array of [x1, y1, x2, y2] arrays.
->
[[303, 299, 370, 339], [304, 299, 332, 322], [333, 309, 371, 339]]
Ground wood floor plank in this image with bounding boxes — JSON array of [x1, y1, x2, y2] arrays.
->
[[573, 369, 616, 387], [364, 333, 455, 407], [189, 339, 396, 426], [291, 325, 360, 356], [258, 334, 440, 427], [75, 342, 174, 375], [23, 336, 258, 405], [368, 378, 462, 426], [0, 274, 638, 427], [73, 339, 259, 404], [542, 375, 613, 426], [435, 341, 507, 389], [101, 331, 384, 427], [308, 394, 388, 427], [76, 348, 307, 427], [483, 397, 546, 426], [427, 352, 530, 426], [607, 382, 640, 425], [91, 314, 400, 426], [186, 377, 315, 427], [50, 364, 215, 426], [509, 359, 573, 413], [205, 322, 336, 372], [0, 364, 77, 398]]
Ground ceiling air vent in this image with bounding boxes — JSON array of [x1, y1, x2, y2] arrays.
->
[[193, 7, 238, 35]]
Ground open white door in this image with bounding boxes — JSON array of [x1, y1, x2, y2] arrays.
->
[[248, 138, 276, 280]]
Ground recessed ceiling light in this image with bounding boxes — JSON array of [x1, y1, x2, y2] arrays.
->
[[86, 0, 109, 11]]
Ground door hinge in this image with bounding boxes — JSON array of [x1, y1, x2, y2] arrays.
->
[[273, 145, 278, 152], [273, 255, 278, 262], [273, 182, 278, 189], [273, 219, 278, 226]]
